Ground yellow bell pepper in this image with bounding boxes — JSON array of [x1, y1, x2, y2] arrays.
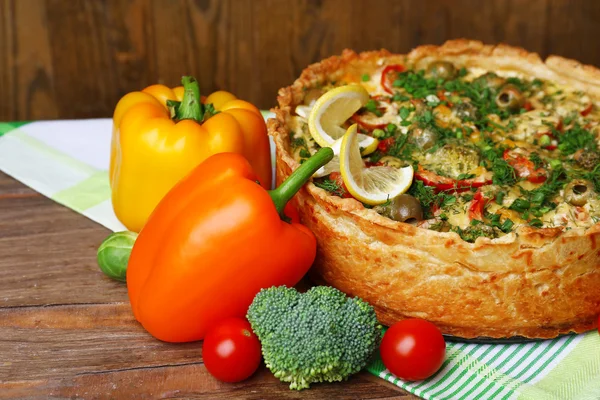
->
[[110, 76, 272, 232]]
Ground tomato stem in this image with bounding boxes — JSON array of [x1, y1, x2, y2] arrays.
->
[[268, 147, 334, 220], [176, 76, 204, 122]]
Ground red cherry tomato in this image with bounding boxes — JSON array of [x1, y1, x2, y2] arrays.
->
[[202, 317, 262, 383], [380, 319, 446, 381]]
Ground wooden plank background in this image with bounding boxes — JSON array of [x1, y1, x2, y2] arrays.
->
[[1, 0, 600, 121]]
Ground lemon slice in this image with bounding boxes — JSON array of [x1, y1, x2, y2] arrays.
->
[[308, 85, 370, 147], [313, 135, 379, 178], [340, 124, 413, 205]]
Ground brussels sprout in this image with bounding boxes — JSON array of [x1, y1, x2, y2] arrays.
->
[[97, 231, 138, 282]]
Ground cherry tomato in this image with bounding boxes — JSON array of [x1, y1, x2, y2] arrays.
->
[[381, 65, 405, 94], [380, 319, 446, 381], [202, 317, 262, 383]]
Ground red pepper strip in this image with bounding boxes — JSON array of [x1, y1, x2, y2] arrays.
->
[[581, 103, 593, 116], [377, 137, 395, 153], [414, 165, 491, 193], [468, 190, 490, 220], [381, 65, 405, 94], [523, 101, 534, 111], [503, 149, 547, 184], [351, 113, 388, 130], [556, 119, 564, 132]]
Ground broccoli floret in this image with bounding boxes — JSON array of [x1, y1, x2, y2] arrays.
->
[[247, 285, 382, 390]]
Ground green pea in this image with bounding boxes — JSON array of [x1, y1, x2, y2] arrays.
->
[[97, 231, 138, 282], [539, 135, 551, 147]]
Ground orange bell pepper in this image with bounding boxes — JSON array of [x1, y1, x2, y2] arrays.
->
[[126, 147, 333, 343], [110, 76, 271, 232]]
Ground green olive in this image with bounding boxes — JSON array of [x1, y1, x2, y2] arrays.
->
[[564, 179, 596, 206], [574, 150, 600, 170], [495, 84, 525, 111], [97, 231, 138, 282], [411, 127, 438, 150], [454, 102, 480, 121], [426, 61, 457, 80], [374, 194, 424, 223], [473, 72, 505, 89]]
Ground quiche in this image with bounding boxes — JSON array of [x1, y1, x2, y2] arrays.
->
[[268, 40, 600, 339]]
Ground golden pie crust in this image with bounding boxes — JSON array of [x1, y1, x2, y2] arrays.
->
[[268, 39, 600, 339]]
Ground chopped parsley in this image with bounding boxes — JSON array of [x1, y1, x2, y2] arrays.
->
[[491, 159, 517, 186], [399, 106, 411, 120], [314, 178, 345, 198], [392, 70, 439, 99], [529, 152, 543, 169], [558, 124, 598, 155], [363, 99, 382, 117]]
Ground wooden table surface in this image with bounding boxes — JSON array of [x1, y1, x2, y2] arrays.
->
[[0, 171, 417, 399]]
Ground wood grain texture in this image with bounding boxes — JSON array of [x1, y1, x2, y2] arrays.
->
[[1, 0, 600, 120], [0, 170, 416, 398]]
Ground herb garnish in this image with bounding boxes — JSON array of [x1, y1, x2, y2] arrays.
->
[[557, 123, 598, 155], [314, 178, 345, 198]]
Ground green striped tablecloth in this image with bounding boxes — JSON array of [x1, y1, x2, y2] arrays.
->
[[0, 118, 599, 400]]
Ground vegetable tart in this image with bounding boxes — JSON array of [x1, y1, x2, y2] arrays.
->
[[268, 39, 600, 339]]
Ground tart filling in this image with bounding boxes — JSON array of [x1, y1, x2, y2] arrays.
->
[[290, 61, 600, 242]]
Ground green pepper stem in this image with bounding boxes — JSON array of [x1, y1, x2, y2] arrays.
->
[[268, 147, 334, 219], [176, 76, 204, 121]]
